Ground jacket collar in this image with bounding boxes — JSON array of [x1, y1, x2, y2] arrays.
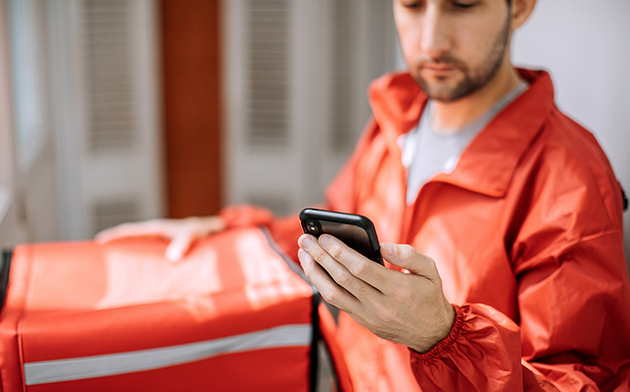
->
[[368, 69, 556, 197]]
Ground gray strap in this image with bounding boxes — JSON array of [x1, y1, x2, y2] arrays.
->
[[24, 324, 312, 385]]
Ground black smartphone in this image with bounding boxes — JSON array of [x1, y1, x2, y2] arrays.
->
[[299, 208, 383, 265]]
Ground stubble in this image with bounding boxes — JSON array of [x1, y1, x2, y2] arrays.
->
[[412, 14, 511, 102]]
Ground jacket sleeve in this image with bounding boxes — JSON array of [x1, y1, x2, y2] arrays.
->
[[408, 175, 630, 391], [409, 229, 630, 391]]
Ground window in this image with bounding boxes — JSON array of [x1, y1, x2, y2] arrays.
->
[[0, 0, 15, 225], [224, 0, 399, 214], [1, 0, 162, 244], [8, 0, 47, 170]]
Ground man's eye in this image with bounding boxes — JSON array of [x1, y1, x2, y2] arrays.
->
[[453, 2, 476, 9], [401, 1, 424, 10]]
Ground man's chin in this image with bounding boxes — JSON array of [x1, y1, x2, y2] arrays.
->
[[413, 73, 456, 100], [417, 83, 463, 102], [413, 76, 478, 103]]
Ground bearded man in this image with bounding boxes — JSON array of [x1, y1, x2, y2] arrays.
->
[[100, 0, 630, 390]]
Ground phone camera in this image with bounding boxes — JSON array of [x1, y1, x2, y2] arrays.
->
[[304, 219, 320, 236]]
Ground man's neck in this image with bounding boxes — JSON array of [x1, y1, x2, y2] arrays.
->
[[431, 60, 522, 133]]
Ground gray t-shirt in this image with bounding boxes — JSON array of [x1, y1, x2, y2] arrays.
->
[[402, 82, 528, 204]]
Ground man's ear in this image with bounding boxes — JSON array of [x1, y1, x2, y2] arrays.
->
[[510, 0, 538, 31]]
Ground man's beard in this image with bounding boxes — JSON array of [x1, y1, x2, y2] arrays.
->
[[412, 15, 511, 102]]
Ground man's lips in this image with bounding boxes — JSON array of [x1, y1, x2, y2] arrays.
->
[[421, 64, 458, 77]]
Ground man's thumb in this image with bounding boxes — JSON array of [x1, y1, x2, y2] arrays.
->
[[381, 243, 437, 278]]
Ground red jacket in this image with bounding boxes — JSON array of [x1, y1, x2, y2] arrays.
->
[[223, 69, 630, 391]]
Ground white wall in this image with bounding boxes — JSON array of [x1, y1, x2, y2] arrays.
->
[[512, 0, 630, 268]]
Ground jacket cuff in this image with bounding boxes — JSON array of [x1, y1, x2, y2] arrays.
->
[[219, 204, 275, 229], [409, 304, 464, 363]]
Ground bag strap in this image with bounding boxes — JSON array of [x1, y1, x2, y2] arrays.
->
[[620, 182, 628, 212], [0, 249, 12, 313]]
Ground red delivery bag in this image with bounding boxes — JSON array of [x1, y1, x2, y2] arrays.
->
[[0, 227, 339, 391]]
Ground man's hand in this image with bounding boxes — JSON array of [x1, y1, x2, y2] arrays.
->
[[96, 216, 226, 262], [298, 234, 455, 353]]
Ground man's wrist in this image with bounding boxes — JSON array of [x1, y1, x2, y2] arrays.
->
[[410, 303, 460, 355]]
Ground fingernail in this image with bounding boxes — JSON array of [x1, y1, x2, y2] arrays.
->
[[298, 250, 312, 264], [300, 236, 314, 249], [319, 235, 330, 247], [382, 243, 395, 256]]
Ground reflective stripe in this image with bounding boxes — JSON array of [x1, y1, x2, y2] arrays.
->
[[24, 324, 312, 385]]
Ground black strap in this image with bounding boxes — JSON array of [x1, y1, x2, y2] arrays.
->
[[308, 290, 321, 392], [621, 184, 628, 212], [0, 250, 12, 313]]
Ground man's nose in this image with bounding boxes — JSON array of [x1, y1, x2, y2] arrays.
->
[[420, 6, 451, 59]]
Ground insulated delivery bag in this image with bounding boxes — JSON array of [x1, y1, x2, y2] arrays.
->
[[0, 227, 343, 391]]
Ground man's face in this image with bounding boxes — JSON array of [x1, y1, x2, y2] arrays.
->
[[393, 0, 512, 102]]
